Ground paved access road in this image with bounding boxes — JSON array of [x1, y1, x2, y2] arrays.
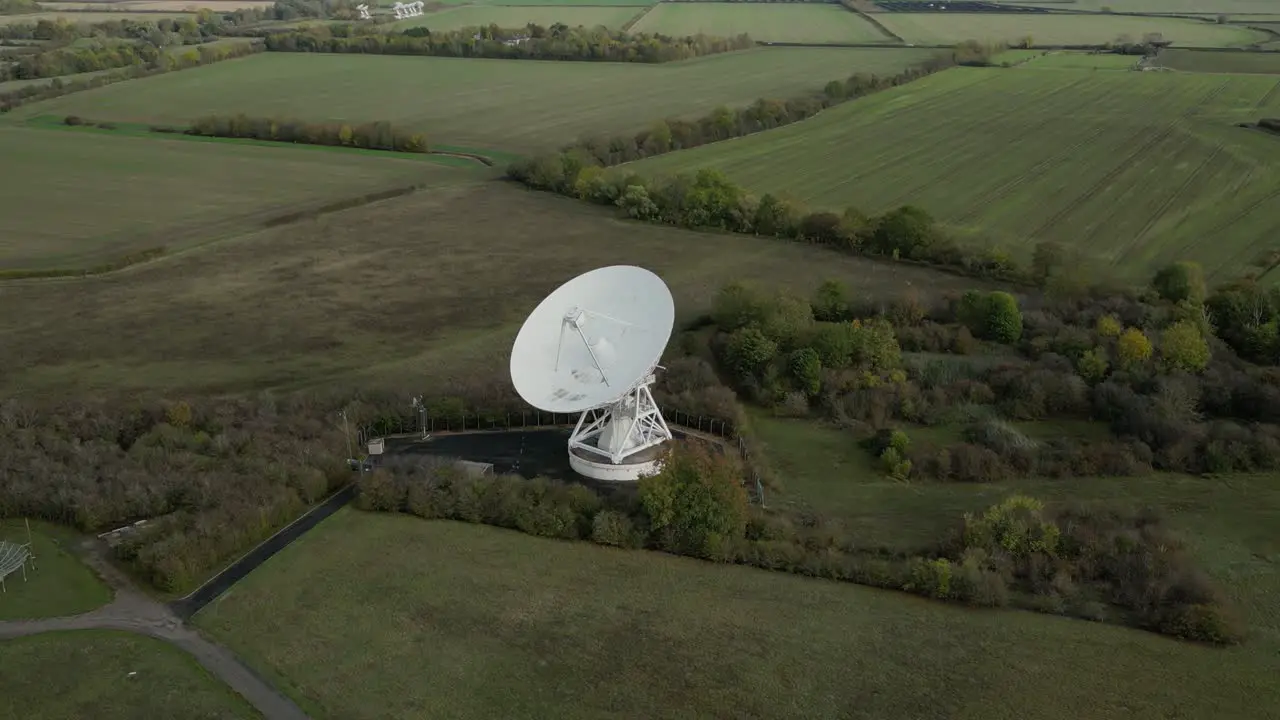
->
[[0, 538, 310, 720]]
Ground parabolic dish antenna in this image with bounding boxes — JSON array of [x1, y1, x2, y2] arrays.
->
[[510, 266, 675, 482]]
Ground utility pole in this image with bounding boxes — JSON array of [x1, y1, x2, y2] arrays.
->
[[339, 410, 353, 460], [411, 395, 428, 440]]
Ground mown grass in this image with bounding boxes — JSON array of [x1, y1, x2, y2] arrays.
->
[[1156, 47, 1280, 73], [875, 12, 1266, 47], [629, 66, 1280, 282], [630, 3, 894, 44], [0, 630, 262, 720], [0, 521, 112, 621], [394, 4, 641, 30], [0, 126, 470, 272], [194, 508, 1279, 720], [4, 47, 938, 154], [0, 183, 990, 396]]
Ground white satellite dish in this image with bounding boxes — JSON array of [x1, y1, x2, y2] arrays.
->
[[511, 265, 675, 482]]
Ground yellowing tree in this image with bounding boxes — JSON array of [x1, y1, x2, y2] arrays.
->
[[338, 124, 354, 146], [1160, 320, 1211, 373], [1096, 314, 1122, 338], [1117, 327, 1152, 371]]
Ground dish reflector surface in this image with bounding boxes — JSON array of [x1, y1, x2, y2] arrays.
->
[[511, 266, 674, 413]]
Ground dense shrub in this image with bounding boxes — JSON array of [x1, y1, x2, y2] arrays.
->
[[639, 443, 749, 557]]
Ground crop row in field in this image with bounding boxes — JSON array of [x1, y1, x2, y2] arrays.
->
[[631, 3, 894, 44], [1156, 48, 1280, 73], [394, 4, 643, 31], [875, 12, 1266, 47], [629, 66, 1280, 282], [36, 0, 274, 9], [7, 47, 936, 153], [190, 507, 1280, 720]]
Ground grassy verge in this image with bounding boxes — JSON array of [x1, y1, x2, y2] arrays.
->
[[0, 520, 112, 621], [0, 629, 262, 720]]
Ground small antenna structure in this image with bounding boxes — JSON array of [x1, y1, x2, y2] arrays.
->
[[510, 266, 675, 482]]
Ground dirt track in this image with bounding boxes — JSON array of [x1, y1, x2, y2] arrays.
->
[[0, 538, 310, 720]]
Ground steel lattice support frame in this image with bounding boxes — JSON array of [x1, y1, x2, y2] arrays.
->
[[568, 380, 672, 465]]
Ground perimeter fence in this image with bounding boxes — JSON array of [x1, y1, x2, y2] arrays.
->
[[353, 407, 766, 504]]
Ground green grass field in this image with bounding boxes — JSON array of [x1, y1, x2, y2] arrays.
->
[[1023, 50, 1141, 68], [875, 13, 1266, 47], [630, 3, 894, 44], [0, 126, 470, 272], [1156, 48, 1280, 73], [0, 182, 986, 396], [0, 521, 112, 621], [395, 4, 642, 31], [0, 10, 195, 23], [996, 0, 1279, 12], [5, 48, 936, 154], [193, 508, 1280, 720], [629, 66, 1280, 281], [0, 630, 262, 720]]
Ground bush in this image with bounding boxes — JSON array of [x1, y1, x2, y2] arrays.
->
[[1152, 261, 1206, 305], [1157, 603, 1244, 645], [639, 443, 748, 557], [1160, 320, 1210, 373], [591, 510, 638, 548], [905, 557, 953, 599]]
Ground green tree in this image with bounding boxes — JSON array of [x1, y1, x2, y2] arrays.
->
[[1117, 327, 1153, 371], [1152, 261, 1206, 305], [1160, 320, 1211, 373], [760, 294, 814, 350], [646, 119, 672, 153], [1076, 346, 1109, 383], [788, 347, 822, 397], [811, 279, 849, 322], [639, 443, 748, 557], [724, 327, 777, 380], [753, 193, 798, 237], [713, 282, 766, 331], [870, 205, 935, 258], [984, 291, 1023, 343]]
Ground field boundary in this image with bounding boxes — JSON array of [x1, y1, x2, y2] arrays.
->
[[620, 2, 656, 31], [20, 115, 500, 167], [837, 0, 904, 43]]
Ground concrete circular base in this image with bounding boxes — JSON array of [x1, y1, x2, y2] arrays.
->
[[569, 447, 664, 482]]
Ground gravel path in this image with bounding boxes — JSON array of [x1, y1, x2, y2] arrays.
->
[[0, 539, 310, 720]]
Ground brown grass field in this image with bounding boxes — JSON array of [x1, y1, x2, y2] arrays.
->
[[0, 182, 987, 397]]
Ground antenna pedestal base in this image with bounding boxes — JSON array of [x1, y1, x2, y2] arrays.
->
[[568, 382, 672, 482]]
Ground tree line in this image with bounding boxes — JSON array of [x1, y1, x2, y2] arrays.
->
[[182, 114, 429, 153], [0, 39, 262, 113], [509, 165, 1032, 286], [260, 23, 755, 64], [1, 40, 164, 82], [518, 48, 972, 172]]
